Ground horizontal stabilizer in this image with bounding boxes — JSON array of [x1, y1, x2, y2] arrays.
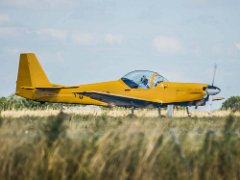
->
[[21, 86, 79, 90]]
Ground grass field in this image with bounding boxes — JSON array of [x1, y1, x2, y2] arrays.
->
[[1, 107, 239, 118], [0, 108, 240, 180]]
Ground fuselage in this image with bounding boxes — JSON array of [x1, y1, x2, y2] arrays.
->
[[17, 79, 208, 107]]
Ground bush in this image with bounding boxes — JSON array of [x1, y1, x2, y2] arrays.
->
[[0, 94, 76, 110], [222, 96, 240, 112]]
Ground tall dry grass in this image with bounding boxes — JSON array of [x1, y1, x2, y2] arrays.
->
[[1, 107, 239, 118], [0, 111, 240, 180]]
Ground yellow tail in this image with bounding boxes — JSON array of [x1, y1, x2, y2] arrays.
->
[[16, 53, 51, 95]]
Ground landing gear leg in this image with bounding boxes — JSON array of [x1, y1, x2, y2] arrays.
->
[[128, 107, 135, 118], [131, 107, 135, 117], [60, 105, 64, 113], [186, 107, 191, 117], [158, 108, 161, 118]]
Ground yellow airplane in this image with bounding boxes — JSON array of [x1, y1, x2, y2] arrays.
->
[[15, 53, 222, 116]]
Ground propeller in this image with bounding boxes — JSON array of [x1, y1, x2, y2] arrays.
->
[[206, 64, 220, 115]]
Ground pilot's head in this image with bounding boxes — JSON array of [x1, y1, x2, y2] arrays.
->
[[141, 75, 148, 86]]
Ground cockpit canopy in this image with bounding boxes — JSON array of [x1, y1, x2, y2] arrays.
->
[[121, 70, 167, 89]]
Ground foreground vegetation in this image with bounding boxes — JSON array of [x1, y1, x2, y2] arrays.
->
[[0, 111, 240, 180]]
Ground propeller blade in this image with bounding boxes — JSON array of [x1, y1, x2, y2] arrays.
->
[[208, 95, 213, 116], [206, 64, 221, 116], [212, 97, 225, 101], [212, 64, 217, 86]]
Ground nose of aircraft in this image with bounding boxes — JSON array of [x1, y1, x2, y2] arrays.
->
[[205, 85, 221, 96]]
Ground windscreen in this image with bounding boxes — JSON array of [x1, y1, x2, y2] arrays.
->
[[121, 70, 166, 89]]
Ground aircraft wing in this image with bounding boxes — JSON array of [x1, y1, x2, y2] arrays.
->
[[74, 91, 164, 108]]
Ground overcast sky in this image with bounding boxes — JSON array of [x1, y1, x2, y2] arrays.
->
[[0, 0, 240, 109]]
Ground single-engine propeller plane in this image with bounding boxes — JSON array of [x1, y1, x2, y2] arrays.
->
[[16, 53, 223, 117]]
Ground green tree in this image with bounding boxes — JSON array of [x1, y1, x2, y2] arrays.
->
[[0, 97, 7, 111], [221, 96, 240, 112], [0, 94, 79, 110]]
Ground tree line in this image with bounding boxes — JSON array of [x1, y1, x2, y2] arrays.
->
[[0, 95, 66, 111], [0, 94, 240, 111]]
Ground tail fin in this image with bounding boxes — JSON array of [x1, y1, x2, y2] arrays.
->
[[16, 53, 51, 94]]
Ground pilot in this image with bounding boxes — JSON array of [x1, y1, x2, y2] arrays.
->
[[139, 75, 149, 89]]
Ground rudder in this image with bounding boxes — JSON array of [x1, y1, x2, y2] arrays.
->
[[16, 53, 51, 94]]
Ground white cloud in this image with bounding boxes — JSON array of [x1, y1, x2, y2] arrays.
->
[[0, 15, 10, 24], [36, 28, 68, 40], [153, 36, 184, 54], [193, 47, 202, 57], [235, 43, 240, 50], [0, 27, 19, 38], [104, 34, 122, 45], [0, 26, 123, 46], [6, 47, 20, 55], [1, 0, 74, 9], [193, 0, 209, 3], [38, 51, 65, 64], [72, 33, 123, 46], [0, 27, 68, 40], [5, 47, 30, 56], [72, 33, 98, 45]]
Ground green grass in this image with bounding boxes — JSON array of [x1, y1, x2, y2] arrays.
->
[[0, 112, 240, 180]]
